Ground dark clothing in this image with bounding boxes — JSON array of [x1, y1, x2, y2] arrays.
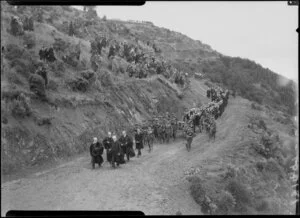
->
[[111, 140, 124, 167], [135, 133, 144, 149], [135, 132, 144, 157], [103, 137, 113, 163], [89, 142, 104, 168], [119, 135, 133, 161]]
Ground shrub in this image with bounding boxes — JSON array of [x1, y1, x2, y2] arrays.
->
[[67, 77, 89, 92], [189, 176, 206, 205], [264, 158, 285, 179], [35, 116, 53, 126], [10, 58, 30, 78], [49, 60, 65, 76], [255, 198, 269, 212], [5, 44, 24, 59], [223, 165, 237, 179], [80, 70, 96, 83], [108, 61, 113, 71], [258, 119, 267, 130], [1, 89, 22, 101], [80, 58, 88, 70], [251, 102, 263, 111], [255, 161, 265, 172], [28, 73, 46, 99], [23, 32, 36, 49], [2, 116, 8, 124], [9, 16, 25, 36], [53, 38, 69, 53], [177, 92, 183, 99], [252, 142, 271, 159], [215, 191, 236, 214], [204, 81, 213, 88], [99, 71, 113, 87], [189, 176, 220, 214], [225, 179, 252, 209], [47, 79, 58, 91], [10, 96, 31, 118], [7, 70, 24, 85], [62, 53, 78, 67]]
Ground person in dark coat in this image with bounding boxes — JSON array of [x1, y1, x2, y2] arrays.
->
[[102, 131, 113, 165], [111, 135, 123, 168], [135, 128, 144, 157], [89, 137, 104, 169], [118, 130, 133, 161]]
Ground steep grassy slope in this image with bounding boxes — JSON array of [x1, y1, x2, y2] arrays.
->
[[126, 22, 297, 116], [0, 3, 197, 173]]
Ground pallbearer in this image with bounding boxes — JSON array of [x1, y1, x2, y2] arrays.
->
[[135, 128, 144, 157], [103, 131, 113, 166]]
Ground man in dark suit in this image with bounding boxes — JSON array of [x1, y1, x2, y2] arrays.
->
[[90, 137, 104, 169], [119, 130, 133, 162], [111, 135, 123, 168]]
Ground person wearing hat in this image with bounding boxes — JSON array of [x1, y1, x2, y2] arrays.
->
[[90, 137, 104, 169]]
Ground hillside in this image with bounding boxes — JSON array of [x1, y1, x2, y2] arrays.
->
[[1, 3, 298, 215], [126, 21, 297, 116]]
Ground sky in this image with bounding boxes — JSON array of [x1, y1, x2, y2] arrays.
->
[[73, 2, 298, 82]]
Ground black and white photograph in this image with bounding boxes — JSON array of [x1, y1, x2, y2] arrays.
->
[[1, 1, 299, 215]]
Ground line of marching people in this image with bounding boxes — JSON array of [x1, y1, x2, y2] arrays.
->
[[90, 85, 230, 168], [181, 86, 230, 151], [89, 129, 145, 169]]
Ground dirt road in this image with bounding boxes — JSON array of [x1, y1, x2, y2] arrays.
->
[[1, 137, 206, 215], [2, 97, 246, 216]]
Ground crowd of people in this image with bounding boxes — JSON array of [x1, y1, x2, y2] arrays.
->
[[9, 11, 187, 87], [89, 35, 185, 82], [181, 86, 230, 150], [89, 129, 144, 169], [138, 112, 178, 145], [90, 86, 230, 169]]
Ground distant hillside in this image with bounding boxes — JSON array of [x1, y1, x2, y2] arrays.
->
[[125, 22, 296, 116]]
